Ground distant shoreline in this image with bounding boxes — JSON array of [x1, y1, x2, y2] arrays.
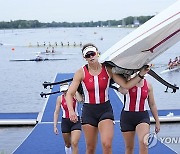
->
[[0, 15, 153, 29]]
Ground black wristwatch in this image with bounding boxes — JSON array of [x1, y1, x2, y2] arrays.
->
[[138, 73, 144, 79]]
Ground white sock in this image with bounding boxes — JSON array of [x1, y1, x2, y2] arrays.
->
[[65, 146, 72, 154]]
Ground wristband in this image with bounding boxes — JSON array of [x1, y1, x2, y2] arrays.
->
[[138, 73, 144, 79]]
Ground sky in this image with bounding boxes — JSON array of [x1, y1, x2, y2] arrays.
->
[[0, 0, 178, 22]]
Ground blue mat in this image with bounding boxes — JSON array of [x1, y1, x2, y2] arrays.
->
[[14, 124, 176, 154], [0, 112, 39, 120], [14, 73, 177, 154], [149, 109, 180, 117]]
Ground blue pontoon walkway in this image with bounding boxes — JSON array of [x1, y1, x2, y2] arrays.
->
[[13, 73, 177, 154], [0, 112, 39, 125]]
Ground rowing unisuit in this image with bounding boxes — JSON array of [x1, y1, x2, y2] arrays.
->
[[81, 64, 110, 104], [61, 94, 78, 118], [123, 79, 148, 111]]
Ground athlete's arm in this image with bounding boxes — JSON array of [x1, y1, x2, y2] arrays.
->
[[66, 68, 83, 123], [118, 86, 128, 95], [147, 82, 160, 134], [107, 66, 149, 89], [53, 96, 61, 135], [75, 91, 84, 102]]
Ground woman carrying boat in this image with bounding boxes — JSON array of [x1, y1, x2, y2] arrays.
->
[[119, 76, 160, 154], [66, 43, 150, 154], [53, 83, 83, 154]]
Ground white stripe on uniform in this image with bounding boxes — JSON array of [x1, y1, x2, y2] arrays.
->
[[94, 76, 100, 104], [135, 87, 141, 111]]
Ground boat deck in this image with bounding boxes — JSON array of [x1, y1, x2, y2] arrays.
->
[[9, 73, 178, 153]]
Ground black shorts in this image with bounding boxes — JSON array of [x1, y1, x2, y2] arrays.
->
[[120, 110, 150, 132], [61, 116, 81, 133], [81, 100, 114, 127]]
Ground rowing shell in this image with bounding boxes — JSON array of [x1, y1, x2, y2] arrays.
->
[[160, 65, 180, 74], [99, 1, 180, 91], [38, 52, 61, 55], [10, 58, 67, 62], [38, 51, 78, 55], [100, 1, 180, 71], [42, 1, 180, 92]]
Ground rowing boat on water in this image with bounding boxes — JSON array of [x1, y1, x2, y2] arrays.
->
[[160, 65, 180, 74], [9, 58, 67, 62], [38, 52, 61, 55], [38, 51, 78, 55]]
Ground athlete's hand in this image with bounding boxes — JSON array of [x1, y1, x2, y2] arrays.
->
[[54, 127, 59, 135], [139, 65, 150, 76], [69, 110, 78, 123], [155, 121, 160, 134]]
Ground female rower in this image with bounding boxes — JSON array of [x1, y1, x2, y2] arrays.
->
[[119, 76, 160, 154], [54, 83, 83, 154], [66, 43, 149, 154]]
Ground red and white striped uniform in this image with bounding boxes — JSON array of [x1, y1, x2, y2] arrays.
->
[[81, 64, 110, 104], [124, 79, 148, 111], [61, 94, 78, 118]]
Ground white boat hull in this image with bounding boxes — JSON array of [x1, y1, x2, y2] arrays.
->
[[100, 1, 180, 70]]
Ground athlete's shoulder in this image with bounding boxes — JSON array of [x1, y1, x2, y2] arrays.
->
[[72, 67, 84, 83]]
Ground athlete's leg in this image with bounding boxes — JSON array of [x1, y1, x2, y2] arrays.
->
[[98, 119, 114, 154], [122, 131, 135, 154], [62, 133, 71, 147], [82, 124, 98, 154], [62, 133, 72, 154], [136, 123, 150, 154], [71, 130, 81, 154]]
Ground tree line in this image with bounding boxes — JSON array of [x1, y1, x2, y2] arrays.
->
[[0, 16, 153, 29]]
